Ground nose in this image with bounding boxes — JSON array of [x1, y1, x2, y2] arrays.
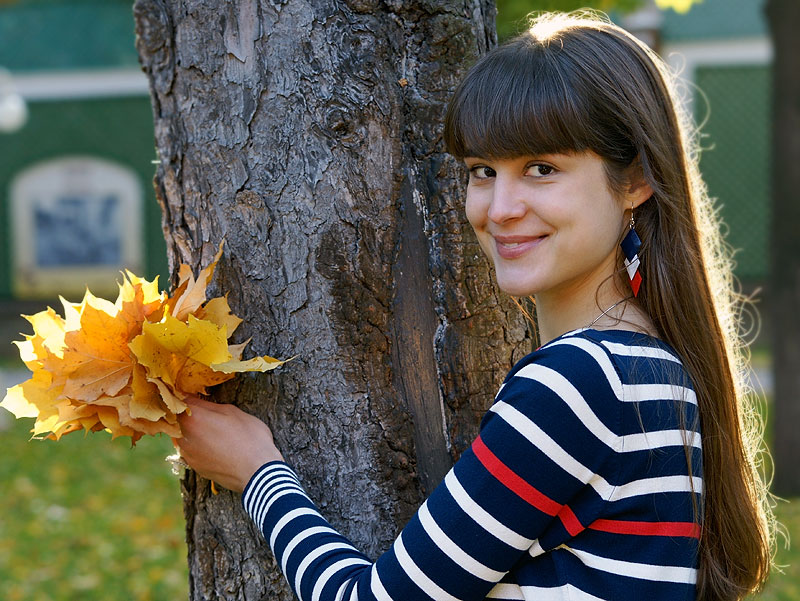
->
[[487, 174, 527, 224]]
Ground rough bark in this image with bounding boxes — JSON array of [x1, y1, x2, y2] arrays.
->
[[766, 0, 800, 496], [133, 1, 531, 599]]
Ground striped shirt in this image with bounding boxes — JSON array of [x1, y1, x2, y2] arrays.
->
[[242, 328, 702, 601]]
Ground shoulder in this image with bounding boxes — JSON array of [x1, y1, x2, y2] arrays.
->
[[505, 328, 688, 389], [489, 331, 622, 435], [482, 331, 632, 467], [494, 329, 694, 426], [502, 329, 620, 398]]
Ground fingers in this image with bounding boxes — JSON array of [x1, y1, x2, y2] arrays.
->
[[178, 397, 222, 434], [183, 395, 230, 413], [171, 396, 285, 492]]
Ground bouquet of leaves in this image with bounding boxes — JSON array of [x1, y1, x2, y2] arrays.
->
[[1, 242, 284, 444]]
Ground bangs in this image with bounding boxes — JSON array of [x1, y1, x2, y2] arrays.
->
[[445, 40, 601, 160]]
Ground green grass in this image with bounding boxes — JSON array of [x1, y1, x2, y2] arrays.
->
[[0, 416, 188, 601], [755, 499, 800, 601], [0, 392, 797, 600]]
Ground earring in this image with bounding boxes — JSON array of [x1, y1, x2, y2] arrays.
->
[[621, 205, 642, 297]]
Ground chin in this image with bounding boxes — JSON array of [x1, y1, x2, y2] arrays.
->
[[495, 277, 539, 298]]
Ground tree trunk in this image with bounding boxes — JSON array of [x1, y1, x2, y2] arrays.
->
[[133, 1, 531, 598], [766, 0, 800, 496]]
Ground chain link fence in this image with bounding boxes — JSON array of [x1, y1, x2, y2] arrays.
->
[[695, 64, 771, 283]]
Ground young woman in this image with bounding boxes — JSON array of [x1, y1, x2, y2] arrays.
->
[[176, 11, 774, 601]]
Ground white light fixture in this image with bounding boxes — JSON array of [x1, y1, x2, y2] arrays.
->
[[0, 67, 28, 133]]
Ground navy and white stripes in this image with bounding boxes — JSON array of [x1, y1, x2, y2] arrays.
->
[[242, 329, 702, 601]]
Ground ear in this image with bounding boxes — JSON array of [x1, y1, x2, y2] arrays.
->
[[624, 159, 653, 209], [626, 177, 653, 209]]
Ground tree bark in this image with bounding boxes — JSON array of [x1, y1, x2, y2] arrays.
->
[[766, 0, 800, 496], [133, 1, 531, 598]]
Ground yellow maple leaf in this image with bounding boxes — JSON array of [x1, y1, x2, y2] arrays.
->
[[167, 241, 224, 322], [148, 377, 188, 416], [20, 307, 68, 367], [1, 278, 159, 440], [86, 391, 178, 440], [116, 272, 166, 329], [194, 295, 243, 335], [119, 271, 164, 309], [211, 355, 287, 374], [94, 404, 139, 441], [129, 313, 233, 395], [1, 369, 55, 419], [54, 398, 102, 435], [228, 340, 249, 360], [129, 363, 168, 422]]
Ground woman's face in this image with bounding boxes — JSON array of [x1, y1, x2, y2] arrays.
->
[[464, 151, 628, 303]]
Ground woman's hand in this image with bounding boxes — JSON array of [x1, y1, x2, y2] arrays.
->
[[175, 397, 284, 493]]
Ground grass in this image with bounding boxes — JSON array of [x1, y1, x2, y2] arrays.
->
[[0, 416, 188, 601], [0, 389, 797, 600], [756, 500, 800, 600]]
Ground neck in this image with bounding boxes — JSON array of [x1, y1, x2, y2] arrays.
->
[[535, 280, 635, 345]]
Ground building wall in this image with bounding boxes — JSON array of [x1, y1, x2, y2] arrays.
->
[[0, 0, 142, 72], [0, 95, 167, 299], [661, 0, 767, 41], [0, 0, 167, 305], [661, 0, 771, 283], [695, 64, 771, 281]]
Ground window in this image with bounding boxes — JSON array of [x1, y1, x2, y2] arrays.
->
[[10, 156, 143, 298]]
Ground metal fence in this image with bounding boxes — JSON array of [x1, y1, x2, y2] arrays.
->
[[695, 64, 771, 283]]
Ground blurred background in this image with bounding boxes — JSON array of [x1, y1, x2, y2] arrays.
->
[[0, 0, 795, 599]]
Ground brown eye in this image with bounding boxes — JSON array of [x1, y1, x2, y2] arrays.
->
[[469, 166, 496, 180], [527, 164, 554, 177]]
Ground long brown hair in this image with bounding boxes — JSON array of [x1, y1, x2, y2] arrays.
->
[[444, 11, 774, 601]]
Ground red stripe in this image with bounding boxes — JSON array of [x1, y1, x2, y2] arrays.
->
[[557, 505, 585, 537], [472, 436, 562, 516], [589, 518, 701, 539]]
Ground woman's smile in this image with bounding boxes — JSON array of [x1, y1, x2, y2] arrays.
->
[[493, 234, 548, 259]]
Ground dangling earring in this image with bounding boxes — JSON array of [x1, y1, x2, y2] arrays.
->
[[621, 204, 643, 297]]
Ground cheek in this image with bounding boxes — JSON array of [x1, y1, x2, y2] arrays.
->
[[464, 193, 488, 230], [464, 194, 494, 259], [572, 206, 626, 263]]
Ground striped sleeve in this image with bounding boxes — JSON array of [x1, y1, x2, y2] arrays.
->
[[241, 342, 625, 601]]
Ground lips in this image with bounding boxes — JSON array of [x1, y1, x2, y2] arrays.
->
[[493, 235, 547, 259]]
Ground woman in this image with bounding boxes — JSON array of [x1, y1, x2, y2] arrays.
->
[[176, 11, 774, 601]]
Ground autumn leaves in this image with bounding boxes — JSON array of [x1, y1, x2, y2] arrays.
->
[[1, 242, 285, 443]]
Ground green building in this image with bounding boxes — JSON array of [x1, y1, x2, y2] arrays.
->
[[659, 0, 771, 283], [0, 0, 166, 355]]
